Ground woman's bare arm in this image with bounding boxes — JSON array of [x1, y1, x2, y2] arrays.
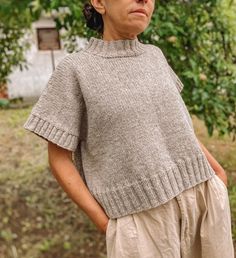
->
[[197, 139, 228, 186], [47, 141, 109, 234]]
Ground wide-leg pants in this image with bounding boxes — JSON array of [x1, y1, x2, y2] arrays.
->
[[105, 174, 235, 258]]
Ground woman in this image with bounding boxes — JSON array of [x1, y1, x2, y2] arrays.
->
[[23, 0, 234, 257]]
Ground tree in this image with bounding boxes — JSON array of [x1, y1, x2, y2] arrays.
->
[[147, 0, 236, 139], [0, 0, 36, 90]]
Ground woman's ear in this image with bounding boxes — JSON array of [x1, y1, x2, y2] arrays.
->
[[90, 0, 106, 15]]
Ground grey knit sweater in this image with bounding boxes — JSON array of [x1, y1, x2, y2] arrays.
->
[[23, 36, 215, 219]]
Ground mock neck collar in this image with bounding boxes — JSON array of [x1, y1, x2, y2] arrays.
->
[[83, 36, 146, 58]]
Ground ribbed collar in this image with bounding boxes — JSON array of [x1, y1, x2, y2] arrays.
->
[[83, 36, 146, 58]]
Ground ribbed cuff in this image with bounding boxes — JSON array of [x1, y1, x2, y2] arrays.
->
[[23, 113, 79, 151], [92, 153, 216, 219]]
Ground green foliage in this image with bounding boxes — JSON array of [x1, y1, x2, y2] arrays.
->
[[142, 0, 236, 140], [0, 27, 29, 86], [30, 0, 95, 52], [0, 0, 34, 87]]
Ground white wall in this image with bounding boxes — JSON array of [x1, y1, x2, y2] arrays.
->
[[8, 47, 67, 100], [7, 19, 87, 102]]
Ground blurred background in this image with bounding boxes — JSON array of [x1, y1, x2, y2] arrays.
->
[[0, 0, 236, 257]]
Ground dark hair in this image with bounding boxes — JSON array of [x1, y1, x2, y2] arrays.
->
[[82, 3, 104, 35]]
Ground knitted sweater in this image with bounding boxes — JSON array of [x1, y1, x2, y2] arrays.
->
[[23, 36, 215, 219]]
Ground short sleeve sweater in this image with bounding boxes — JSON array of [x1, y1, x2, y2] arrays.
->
[[23, 36, 215, 219]]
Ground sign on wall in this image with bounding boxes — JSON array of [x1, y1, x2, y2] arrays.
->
[[37, 28, 61, 51]]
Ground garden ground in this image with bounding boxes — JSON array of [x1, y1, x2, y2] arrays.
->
[[0, 106, 235, 258]]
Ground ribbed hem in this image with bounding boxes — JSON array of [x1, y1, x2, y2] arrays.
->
[[23, 113, 79, 151], [92, 153, 216, 219]]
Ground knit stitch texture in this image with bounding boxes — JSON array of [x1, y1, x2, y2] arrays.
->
[[23, 36, 215, 219]]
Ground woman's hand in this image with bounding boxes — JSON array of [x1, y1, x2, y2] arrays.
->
[[98, 218, 110, 235], [197, 139, 228, 188], [216, 171, 228, 188]]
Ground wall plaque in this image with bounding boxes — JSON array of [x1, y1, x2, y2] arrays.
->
[[37, 28, 61, 50]]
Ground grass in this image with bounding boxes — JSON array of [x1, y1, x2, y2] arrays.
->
[[0, 106, 235, 257]]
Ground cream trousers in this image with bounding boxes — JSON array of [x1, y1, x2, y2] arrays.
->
[[105, 174, 235, 258]]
